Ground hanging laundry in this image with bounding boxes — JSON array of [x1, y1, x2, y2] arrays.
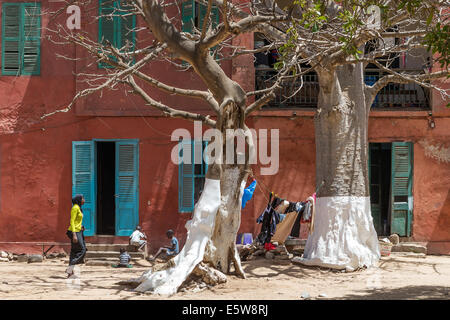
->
[[309, 193, 316, 233], [290, 202, 305, 237], [256, 193, 282, 245], [275, 200, 290, 214], [241, 179, 257, 209], [301, 194, 316, 233], [301, 201, 312, 223], [264, 243, 276, 251], [272, 201, 306, 244], [271, 210, 299, 244]]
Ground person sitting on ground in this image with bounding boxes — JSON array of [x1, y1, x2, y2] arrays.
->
[[112, 248, 132, 268], [148, 229, 179, 261], [129, 226, 147, 254]]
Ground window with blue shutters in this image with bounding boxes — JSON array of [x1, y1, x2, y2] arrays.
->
[[181, 0, 220, 63], [98, 0, 136, 68], [181, 0, 219, 34], [178, 140, 208, 212], [72, 141, 96, 236], [390, 142, 413, 237], [1, 2, 41, 75]]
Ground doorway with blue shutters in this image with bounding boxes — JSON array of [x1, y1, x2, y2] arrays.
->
[[72, 139, 139, 236], [369, 142, 413, 237]]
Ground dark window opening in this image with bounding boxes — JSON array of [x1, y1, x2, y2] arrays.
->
[[97, 142, 116, 235], [370, 143, 392, 236]]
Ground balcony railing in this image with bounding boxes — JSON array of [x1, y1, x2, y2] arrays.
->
[[255, 67, 431, 110], [255, 68, 319, 108]]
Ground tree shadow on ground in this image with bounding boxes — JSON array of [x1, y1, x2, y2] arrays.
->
[[240, 258, 343, 279], [339, 285, 450, 300]]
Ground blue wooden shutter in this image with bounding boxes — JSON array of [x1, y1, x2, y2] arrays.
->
[[98, 0, 116, 68], [179, 140, 194, 212], [198, 3, 219, 30], [22, 3, 40, 75], [118, 2, 135, 66], [119, 10, 135, 50], [198, 2, 207, 31], [211, 6, 219, 28], [115, 140, 139, 236], [72, 141, 96, 236], [198, 3, 220, 59], [391, 142, 413, 236], [181, 0, 195, 33], [2, 3, 21, 75]]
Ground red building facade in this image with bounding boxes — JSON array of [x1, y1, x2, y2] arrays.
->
[[0, 1, 449, 255]]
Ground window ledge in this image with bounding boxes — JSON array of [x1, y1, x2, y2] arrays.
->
[[369, 110, 430, 118], [250, 108, 316, 118]]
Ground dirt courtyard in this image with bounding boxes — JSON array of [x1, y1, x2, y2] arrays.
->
[[0, 253, 449, 300]]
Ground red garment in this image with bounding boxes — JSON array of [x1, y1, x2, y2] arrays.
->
[[264, 243, 276, 251]]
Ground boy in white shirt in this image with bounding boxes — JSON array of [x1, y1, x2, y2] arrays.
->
[[129, 226, 148, 258]]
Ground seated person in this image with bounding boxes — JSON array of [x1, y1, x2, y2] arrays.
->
[[129, 226, 148, 257], [148, 229, 179, 261], [112, 248, 132, 268]]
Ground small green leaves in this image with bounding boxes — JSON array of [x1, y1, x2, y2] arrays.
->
[[424, 23, 450, 68]]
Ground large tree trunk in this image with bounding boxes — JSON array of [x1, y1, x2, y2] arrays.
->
[[204, 166, 248, 277], [133, 100, 250, 294], [296, 63, 380, 271], [203, 101, 250, 278]]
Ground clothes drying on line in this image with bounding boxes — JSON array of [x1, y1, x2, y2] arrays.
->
[[241, 179, 257, 209]]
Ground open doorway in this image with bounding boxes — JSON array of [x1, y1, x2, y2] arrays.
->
[[96, 142, 116, 235], [369, 143, 392, 236]]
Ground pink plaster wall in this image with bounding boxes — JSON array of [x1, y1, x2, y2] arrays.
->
[[0, 1, 449, 256]]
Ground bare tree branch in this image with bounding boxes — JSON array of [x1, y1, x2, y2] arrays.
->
[[127, 75, 216, 127]]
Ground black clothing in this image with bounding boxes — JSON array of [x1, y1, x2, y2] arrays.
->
[[66, 230, 87, 266]]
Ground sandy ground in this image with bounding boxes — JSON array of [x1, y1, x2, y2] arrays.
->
[[0, 253, 449, 300]]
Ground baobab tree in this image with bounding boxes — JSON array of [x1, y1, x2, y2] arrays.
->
[[259, 0, 449, 271], [45, 0, 294, 295], [45, 0, 449, 294]]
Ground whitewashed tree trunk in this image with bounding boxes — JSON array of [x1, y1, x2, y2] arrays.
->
[[133, 102, 251, 294], [295, 63, 380, 271], [204, 166, 248, 277], [135, 178, 222, 294]]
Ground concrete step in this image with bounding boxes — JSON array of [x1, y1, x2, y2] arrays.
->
[[84, 236, 130, 244], [86, 244, 138, 252], [389, 252, 427, 258], [391, 243, 427, 254], [85, 258, 152, 267], [85, 251, 144, 259], [86, 258, 118, 266], [63, 257, 143, 264]]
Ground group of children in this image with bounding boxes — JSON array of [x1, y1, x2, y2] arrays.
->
[[113, 226, 179, 268]]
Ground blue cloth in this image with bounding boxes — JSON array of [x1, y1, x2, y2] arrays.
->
[[241, 180, 257, 209], [167, 237, 179, 256]]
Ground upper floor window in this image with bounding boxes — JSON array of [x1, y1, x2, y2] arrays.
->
[[178, 140, 208, 213], [1, 2, 41, 76], [181, 0, 219, 34], [98, 0, 136, 69]]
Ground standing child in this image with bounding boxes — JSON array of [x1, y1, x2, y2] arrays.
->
[[149, 229, 179, 261]]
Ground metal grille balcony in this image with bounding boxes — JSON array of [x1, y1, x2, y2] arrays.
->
[[255, 67, 431, 110], [255, 68, 319, 108]]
